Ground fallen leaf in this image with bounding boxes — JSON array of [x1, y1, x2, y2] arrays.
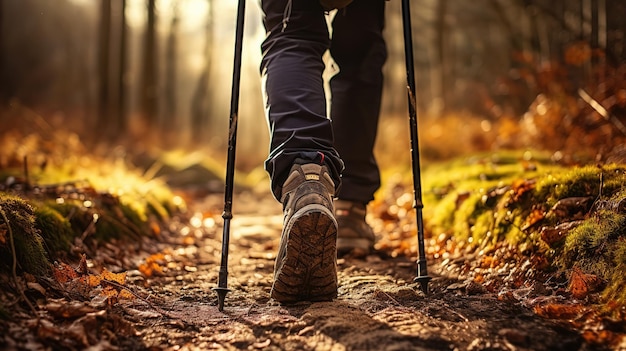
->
[[510, 179, 536, 202], [101, 269, 127, 285], [582, 330, 622, 346], [499, 328, 529, 346], [539, 221, 583, 246], [26, 282, 46, 295], [522, 208, 545, 231], [53, 261, 78, 284], [533, 303, 585, 319], [569, 266, 604, 299], [549, 197, 594, 219], [37, 318, 61, 340], [46, 300, 96, 319], [124, 307, 160, 319], [139, 253, 166, 278], [77, 254, 89, 276]]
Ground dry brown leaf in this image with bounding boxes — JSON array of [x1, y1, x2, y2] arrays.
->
[[124, 307, 160, 319], [540, 227, 567, 246], [37, 318, 61, 340], [53, 261, 79, 284], [101, 269, 127, 285], [139, 253, 166, 278], [533, 303, 585, 319], [46, 300, 96, 319], [510, 179, 536, 203], [77, 254, 89, 276], [569, 267, 604, 299], [26, 282, 46, 295], [522, 208, 545, 231], [582, 330, 622, 346], [150, 221, 161, 236], [0, 226, 7, 244]]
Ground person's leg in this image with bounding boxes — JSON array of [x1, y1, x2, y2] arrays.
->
[[329, 0, 387, 253], [330, 0, 386, 204], [261, 0, 343, 201], [260, 0, 341, 302]]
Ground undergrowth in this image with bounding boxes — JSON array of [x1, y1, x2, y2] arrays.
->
[[421, 150, 626, 308]]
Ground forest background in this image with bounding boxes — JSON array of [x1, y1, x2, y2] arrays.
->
[[2, 0, 626, 169]]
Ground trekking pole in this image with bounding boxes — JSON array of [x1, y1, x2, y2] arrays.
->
[[213, 0, 246, 312], [401, 0, 432, 294]]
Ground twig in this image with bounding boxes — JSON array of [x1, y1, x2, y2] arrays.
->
[[80, 214, 98, 241], [100, 278, 179, 319], [376, 289, 401, 306], [0, 205, 39, 318], [578, 88, 626, 136], [443, 302, 470, 323]]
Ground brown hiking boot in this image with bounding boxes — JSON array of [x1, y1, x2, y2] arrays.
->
[[271, 163, 338, 303], [335, 200, 376, 255]]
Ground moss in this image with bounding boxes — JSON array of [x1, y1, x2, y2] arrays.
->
[[471, 210, 495, 245], [32, 203, 74, 254], [45, 200, 93, 236], [561, 211, 626, 274], [534, 164, 626, 207], [0, 193, 49, 276], [452, 192, 486, 240], [145, 195, 170, 221], [422, 152, 626, 309], [44, 197, 149, 241], [427, 193, 459, 236], [602, 238, 626, 306], [558, 190, 626, 306]]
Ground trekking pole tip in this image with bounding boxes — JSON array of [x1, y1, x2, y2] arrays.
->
[[414, 275, 432, 295], [213, 287, 231, 312]]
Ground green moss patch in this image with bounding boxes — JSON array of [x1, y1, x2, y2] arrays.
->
[[422, 150, 626, 307], [0, 193, 50, 276]]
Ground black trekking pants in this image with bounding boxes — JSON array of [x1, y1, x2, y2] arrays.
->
[[260, 0, 387, 204]]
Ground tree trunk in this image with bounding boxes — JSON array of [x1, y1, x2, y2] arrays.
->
[[163, 2, 179, 147], [141, 0, 158, 137], [0, 0, 5, 105], [115, 0, 127, 138], [191, 0, 213, 145], [597, 0, 606, 50], [430, 0, 448, 115], [97, 0, 112, 139]]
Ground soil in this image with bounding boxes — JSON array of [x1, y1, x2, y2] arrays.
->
[[3, 186, 623, 351], [118, 190, 600, 351]]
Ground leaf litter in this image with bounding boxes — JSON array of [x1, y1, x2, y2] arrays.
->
[[1, 129, 626, 349]]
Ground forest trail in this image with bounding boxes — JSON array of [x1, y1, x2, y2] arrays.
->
[[124, 190, 589, 351], [3, 156, 626, 350]]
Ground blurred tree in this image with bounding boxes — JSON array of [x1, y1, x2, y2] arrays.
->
[[0, 0, 4, 104], [97, 0, 127, 143], [97, 0, 111, 139], [117, 0, 128, 137], [433, 0, 449, 114], [191, 0, 213, 146], [140, 0, 158, 137], [163, 1, 180, 147]]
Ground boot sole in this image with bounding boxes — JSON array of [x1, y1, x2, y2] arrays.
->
[[271, 204, 338, 303]]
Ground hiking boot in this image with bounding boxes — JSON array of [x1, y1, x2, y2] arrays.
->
[[271, 163, 338, 303], [335, 200, 376, 255]]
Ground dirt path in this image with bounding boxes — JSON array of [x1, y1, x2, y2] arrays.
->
[[116, 190, 598, 351]]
